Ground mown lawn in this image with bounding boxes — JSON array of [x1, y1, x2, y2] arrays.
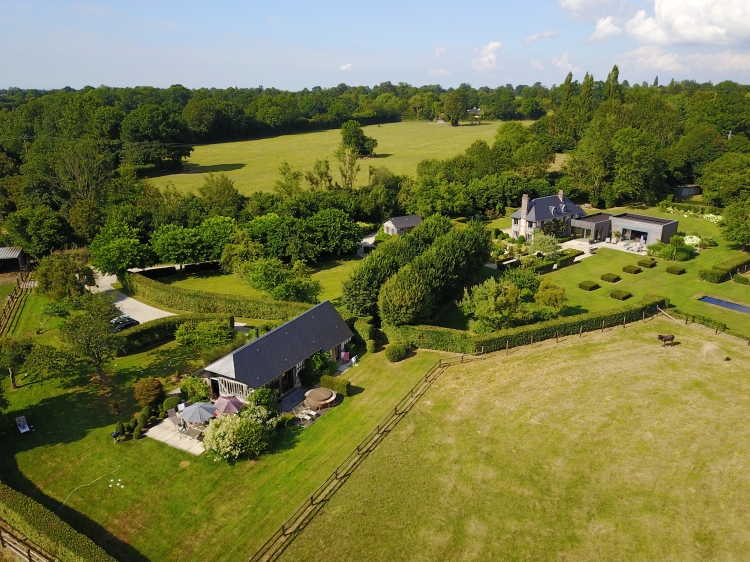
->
[[281, 319, 750, 561], [1, 337, 444, 561], [151, 121, 506, 195], [158, 254, 362, 305]]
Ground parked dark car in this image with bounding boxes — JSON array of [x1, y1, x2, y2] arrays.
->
[[110, 315, 140, 332]]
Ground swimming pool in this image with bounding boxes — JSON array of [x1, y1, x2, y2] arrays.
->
[[699, 296, 750, 315]]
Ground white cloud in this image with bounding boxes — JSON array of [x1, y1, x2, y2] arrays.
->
[[434, 46, 448, 57], [471, 41, 502, 71], [530, 59, 545, 70], [589, 16, 622, 41], [626, 0, 750, 46], [557, 0, 614, 17], [429, 69, 450, 75], [687, 50, 750, 71], [340, 63, 354, 71], [620, 45, 688, 72], [551, 53, 581, 73], [525, 30, 557, 43]]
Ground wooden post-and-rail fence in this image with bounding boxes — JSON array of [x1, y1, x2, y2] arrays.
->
[[0, 519, 55, 562], [247, 351, 485, 562], [0, 269, 34, 337]]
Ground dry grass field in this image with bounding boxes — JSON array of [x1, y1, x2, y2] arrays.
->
[[281, 318, 750, 561]]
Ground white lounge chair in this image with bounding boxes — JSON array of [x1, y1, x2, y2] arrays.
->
[[16, 416, 29, 434]]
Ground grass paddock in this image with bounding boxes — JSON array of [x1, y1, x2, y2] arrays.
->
[[280, 318, 750, 561]]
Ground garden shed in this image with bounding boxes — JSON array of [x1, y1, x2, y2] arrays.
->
[[201, 300, 353, 400], [0, 247, 28, 273]]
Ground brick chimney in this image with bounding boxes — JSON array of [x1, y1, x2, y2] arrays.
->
[[520, 194, 529, 221], [558, 189, 565, 202]]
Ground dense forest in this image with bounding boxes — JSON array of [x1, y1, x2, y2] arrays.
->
[[1, 65, 750, 267]]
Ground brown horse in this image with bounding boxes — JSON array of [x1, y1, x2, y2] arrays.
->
[[657, 334, 675, 347]]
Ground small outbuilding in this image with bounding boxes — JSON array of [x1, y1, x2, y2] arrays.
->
[[609, 213, 678, 244], [0, 247, 28, 274], [383, 215, 423, 236]]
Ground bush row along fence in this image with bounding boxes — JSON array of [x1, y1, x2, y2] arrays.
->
[[120, 273, 311, 321], [698, 255, 750, 284], [0, 481, 115, 562], [382, 295, 668, 354], [118, 313, 235, 355], [0, 519, 54, 562], [0, 270, 33, 337], [247, 352, 484, 562]]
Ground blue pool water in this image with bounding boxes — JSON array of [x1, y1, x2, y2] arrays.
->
[[699, 296, 750, 315]]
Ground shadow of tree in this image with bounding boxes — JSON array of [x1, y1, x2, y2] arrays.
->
[[0, 391, 150, 561], [186, 163, 245, 174]]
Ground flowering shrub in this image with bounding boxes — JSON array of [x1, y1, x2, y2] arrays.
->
[[703, 214, 722, 224], [203, 402, 279, 462], [683, 235, 700, 248]]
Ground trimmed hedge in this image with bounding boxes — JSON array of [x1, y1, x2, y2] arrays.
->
[[698, 268, 729, 283], [638, 259, 657, 268], [526, 260, 555, 275], [555, 249, 584, 269], [0, 481, 116, 562], [578, 281, 600, 291], [320, 374, 350, 397], [666, 265, 686, 275], [119, 313, 234, 355], [163, 395, 181, 412], [669, 308, 727, 332], [383, 295, 666, 354], [734, 274, 750, 286], [121, 273, 310, 320], [353, 316, 375, 343], [622, 265, 642, 274], [712, 255, 750, 274], [601, 273, 620, 283], [610, 290, 632, 301], [385, 342, 408, 362]]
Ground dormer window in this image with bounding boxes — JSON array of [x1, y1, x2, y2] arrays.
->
[[560, 204, 567, 212], [549, 206, 557, 215]]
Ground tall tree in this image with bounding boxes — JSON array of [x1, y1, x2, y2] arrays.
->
[[443, 90, 468, 126], [197, 173, 246, 219], [0, 337, 32, 389], [722, 200, 750, 251], [35, 251, 95, 300]]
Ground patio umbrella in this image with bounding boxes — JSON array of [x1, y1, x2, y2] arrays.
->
[[214, 395, 244, 414], [180, 402, 217, 423]]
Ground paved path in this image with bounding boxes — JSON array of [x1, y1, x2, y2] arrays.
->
[[145, 420, 205, 455], [93, 273, 174, 323]]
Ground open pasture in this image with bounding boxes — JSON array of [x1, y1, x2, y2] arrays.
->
[[151, 121, 505, 195], [280, 318, 750, 561]]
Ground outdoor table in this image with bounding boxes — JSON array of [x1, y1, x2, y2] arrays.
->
[[307, 388, 333, 402]]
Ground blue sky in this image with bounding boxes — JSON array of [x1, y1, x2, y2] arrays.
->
[[2, 0, 750, 89]]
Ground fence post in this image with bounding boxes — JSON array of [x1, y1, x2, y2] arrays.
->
[[715, 326, 719, 334], [505, 340, 509, 356], [555, 331, 558, 343], [601, 320, 604, 333], [623, 316, 626, 328], [0, 530, 4, 548], [579, 325, 582, 337], [643, 310, 645, 322], [530, 333, 534, 346]]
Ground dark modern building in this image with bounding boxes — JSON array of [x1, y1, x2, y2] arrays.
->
[[201, 301, 353, 400]]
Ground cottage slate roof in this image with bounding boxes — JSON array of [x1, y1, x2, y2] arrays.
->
[[385, 215, 423, 230], [510, 195, 584, 223], [0, 247, 23, 260], [203, 301, 353, 389]]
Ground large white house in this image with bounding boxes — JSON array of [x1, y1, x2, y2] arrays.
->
[[511, 191, 585, 241]]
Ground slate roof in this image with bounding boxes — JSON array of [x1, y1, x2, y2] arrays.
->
[[511, 195, 584, 223], [203, 301, 353, 388], [385, 215, 423, 230], [0, 247, 23, 260]]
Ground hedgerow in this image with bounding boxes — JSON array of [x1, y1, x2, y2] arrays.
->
[[353, 316, 375, 343], [0, 481, 116, 562], [320, 374, 350, 397], [669, 308, 727, 332], [556, 249, 584, 269], [118, 313, 234, 354], [712, 255, 750, 274], [120, 273, 310, 320], [698, 268, 729, 283], [734, 274, 750, 285], [383, 295, 666, 354]]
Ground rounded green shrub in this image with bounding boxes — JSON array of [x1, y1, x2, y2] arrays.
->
[[366, 339, 376, 353], [149, 415, 157, 425], [163, 395, 181, 412], [385, 342, 408, 363], [115, 421, 125, 435], [137, 412, 149, 428], [133, 426, 142, 439]]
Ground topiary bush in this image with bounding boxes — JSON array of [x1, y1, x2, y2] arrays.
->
[[579, 281, 600, 291], [601, 273, 620, 283], [366, 339, 376, 353], [638, 259, 657, 268], [734, 274, 750, 285], [666, 265, 686, 275], [622, 265, 642, 274], [115, 421, 125, 435], [149, 415, 157, 425], [137, 411, 149, 428], [133, 426, 142, 439], [385, 342, 408, 362], [163, 395, 181, 412], [610, 290, 632, 301]]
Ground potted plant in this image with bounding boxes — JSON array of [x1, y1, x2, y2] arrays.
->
[[613, 230, 621, 243]]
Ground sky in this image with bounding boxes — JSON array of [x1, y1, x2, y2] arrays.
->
[[2, 0, 750, 90]]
